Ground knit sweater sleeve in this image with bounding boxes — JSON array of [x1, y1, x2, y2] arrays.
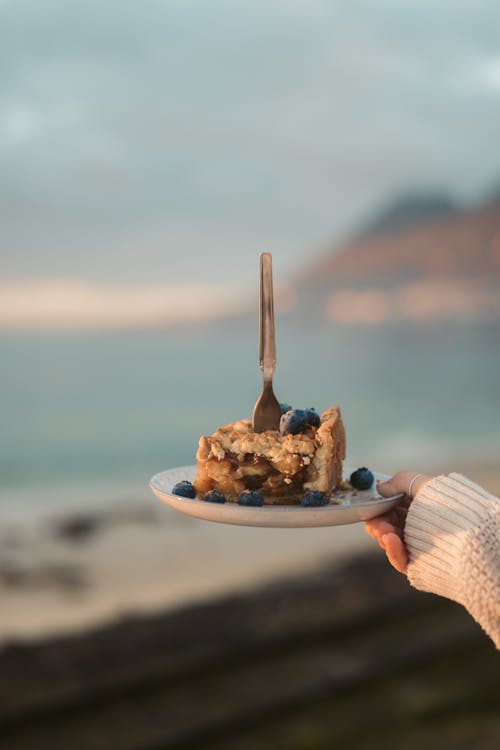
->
[[404, 473, 500, 648]]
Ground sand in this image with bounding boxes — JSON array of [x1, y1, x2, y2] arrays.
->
[[0, 497, 372, 644], [1, 462, 498, 646]]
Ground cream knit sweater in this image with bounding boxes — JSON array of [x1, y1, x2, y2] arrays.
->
[[404, 473, 500, 648]]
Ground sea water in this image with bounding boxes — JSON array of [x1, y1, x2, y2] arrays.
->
[[1, 319, 500, 516]]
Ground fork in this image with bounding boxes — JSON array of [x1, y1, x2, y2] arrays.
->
[[252, 252, 282, 432]]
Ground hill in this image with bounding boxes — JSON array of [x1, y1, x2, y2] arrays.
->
[[357, 193, 459, 237], [293, 194, 500, 325]]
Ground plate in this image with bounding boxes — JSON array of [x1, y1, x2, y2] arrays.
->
[[149, 465, 403, 528]]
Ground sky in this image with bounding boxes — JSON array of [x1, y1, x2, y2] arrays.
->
[[1, 0, 500, 327]]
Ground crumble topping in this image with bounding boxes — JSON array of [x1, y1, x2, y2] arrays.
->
[[194, 406, 345, 505]]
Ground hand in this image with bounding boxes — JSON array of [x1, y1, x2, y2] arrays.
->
[[364, 470, 432, 574]]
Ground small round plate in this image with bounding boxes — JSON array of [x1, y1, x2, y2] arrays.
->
[[149, 465, 403, 528]]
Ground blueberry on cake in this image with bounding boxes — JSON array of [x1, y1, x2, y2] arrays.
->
[[194, 406, 346, 504]]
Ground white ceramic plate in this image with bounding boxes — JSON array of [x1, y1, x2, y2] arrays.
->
[[149, 464, 403, 528]]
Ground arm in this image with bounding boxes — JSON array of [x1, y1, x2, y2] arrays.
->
[[366, 471, 500, 648]]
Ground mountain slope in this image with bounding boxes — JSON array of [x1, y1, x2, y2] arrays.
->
[[295, 197, 500, 325], [357, 193, 459, 238]]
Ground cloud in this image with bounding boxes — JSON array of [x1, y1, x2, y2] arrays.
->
[[1, 101, 42, 144], [476, 57, 500, 90], [0, 280, 249, 331], [1, 1, 500, 288]]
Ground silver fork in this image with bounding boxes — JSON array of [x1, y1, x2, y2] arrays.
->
[[252, 252, 282, 432]]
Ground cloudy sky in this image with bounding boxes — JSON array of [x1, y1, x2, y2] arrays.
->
[[1, 0, 500, 326]]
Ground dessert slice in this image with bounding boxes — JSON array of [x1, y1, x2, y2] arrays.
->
[[194, 406, 346, 504]]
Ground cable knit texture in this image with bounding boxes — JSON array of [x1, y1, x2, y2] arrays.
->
[[404, 473, 500, 648]]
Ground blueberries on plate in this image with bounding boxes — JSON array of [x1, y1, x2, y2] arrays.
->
[[280, 402, 292, 414], [301, 491, 328, 507], [279, 408, 309, 435], [238, 490, 264, 507], [350, 467, 374, 490], [304, 408, 321, 428], [172, 480, 197, 498], [204, 490, 226, 504]]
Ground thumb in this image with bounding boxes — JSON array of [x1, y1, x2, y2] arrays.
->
[[377, 470, 432, 499]]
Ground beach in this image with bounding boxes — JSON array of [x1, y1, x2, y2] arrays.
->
[[0, 488, 374, 644], [2, 2, 500, 744], [1, 548, 498, 750], [1, 386, 499, 748], [1, 460, 499, 647], [2, 324, 498, 645], [1, 324, 499, 748]]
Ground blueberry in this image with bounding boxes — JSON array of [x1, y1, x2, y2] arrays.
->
[[238, 490, 264, 507], [301, 491, 328, 507], [280, 402, 292, 414], [204, 490, 226, 504], [350, 467, 374, 490], [280, 408, 308, 435], [172, 480, 197, 498], [305, 408, 321, 428]]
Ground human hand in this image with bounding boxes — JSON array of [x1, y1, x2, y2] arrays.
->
[[364, 471, 432, 574]]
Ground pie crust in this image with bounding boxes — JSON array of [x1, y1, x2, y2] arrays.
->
[[194, 406, 345, 504]]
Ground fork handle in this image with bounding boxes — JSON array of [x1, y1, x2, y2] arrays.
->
[[259, 252, 276, 381]]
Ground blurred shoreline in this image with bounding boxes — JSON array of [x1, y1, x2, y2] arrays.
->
[[0, 490, 372, 646], [1, 460, 499, 648], [1, 549, 497, 750]]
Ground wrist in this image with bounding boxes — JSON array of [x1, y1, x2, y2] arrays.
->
[[404, 473, 496, 602]]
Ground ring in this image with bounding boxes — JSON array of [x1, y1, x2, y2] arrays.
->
[[407, 473, 424, 496]]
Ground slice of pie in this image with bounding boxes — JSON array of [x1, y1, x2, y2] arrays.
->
[[194, 406, 346, 504]]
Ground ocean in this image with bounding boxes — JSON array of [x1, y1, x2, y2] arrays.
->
[[1, 318, 499, 517]]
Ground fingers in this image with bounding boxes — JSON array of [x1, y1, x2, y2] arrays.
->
[[364, 468, 432, 575], [377, 470, 432, 499], [365, 516, 404, 541], [364, 523, 378, 539], [364, 517, 408, 574], [376, 470, 414, 497], [382, 532, 408, 574]]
